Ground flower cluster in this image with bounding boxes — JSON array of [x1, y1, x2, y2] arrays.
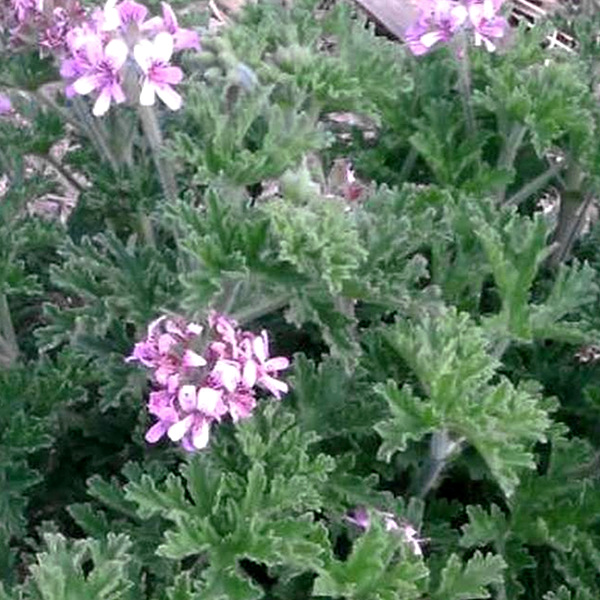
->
[[60, 0, 199, 116], [127, 312, 290, 452], [4, 0, 85, 52], [405, 0, 507, 56], [346, 507, 424, 556]]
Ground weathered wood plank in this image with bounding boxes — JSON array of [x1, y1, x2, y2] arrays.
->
[[352, 0, 417, 40]]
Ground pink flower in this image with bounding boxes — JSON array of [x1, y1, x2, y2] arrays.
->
[[129, 313, 291, 451], [143, 1, 199, 51], [100, 0, 148, 32], [134, 31, 183, 110], [72, 36, 128, 116], [405, 0, 506, 55], [467, 0, 507, 52], [0, 94, 12, 115], [242, 330, 290, 399], [405, 0, 467, 55]]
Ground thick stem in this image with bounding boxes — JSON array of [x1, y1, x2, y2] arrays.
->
[[72, 96, 120, 172], [455, 37, 476, 140], [0, 293, 18, 366], [549, 160, 586, 267], [34, 153, 85, 193], [505, 162, 563, 207], [138, 210, 156, 248], [137, 105, 178, 203]]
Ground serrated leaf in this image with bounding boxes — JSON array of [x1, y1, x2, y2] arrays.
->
[[432, 552, 506, 600]]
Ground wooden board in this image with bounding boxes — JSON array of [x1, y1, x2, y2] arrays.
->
[[352, 0, 418, 40]]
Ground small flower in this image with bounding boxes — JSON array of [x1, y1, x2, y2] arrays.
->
[[405, 0, 467, 55], [346, 507, 424, 557], [134, 31, 183, 110], [72, 36, 128, 116], [243, 330, 290, 399], [143, 1, 199, 51], [466, 0, 507, 52], [0, 94, 12, 115]]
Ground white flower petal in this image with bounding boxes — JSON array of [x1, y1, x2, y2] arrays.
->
[[105, 38, 129, 69], [139, 79, 156, 106], [153, 31, 174, 62], [92, 88, 112, 116], [196, 387, 222, 415], [134, 40, 153, 71], [73, 74, 98, 95], [167, 414, 193, 441], [192, 419, 210, 449], [155, 84, 182, 111]]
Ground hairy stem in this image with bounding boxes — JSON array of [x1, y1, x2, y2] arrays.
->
[[505, 161, 563, 207], [72, 97, 120, 172], [455, 37, 476, 140], [549, 160, 586, 266], [413, 429, 463, 499], [138, 210, 156, 248], [34, 153, 85, 193], [138, 105, 178, 203]]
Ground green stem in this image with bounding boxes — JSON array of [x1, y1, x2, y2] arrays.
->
[[138, 210, 156, 248], [0, 293, 18, 366], [505, 162, 563, 207], [137, 105, 178, 202], [455, 37, 476, 140]]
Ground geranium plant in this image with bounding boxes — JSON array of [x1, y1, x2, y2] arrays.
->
[[2, 0, 600, 598]]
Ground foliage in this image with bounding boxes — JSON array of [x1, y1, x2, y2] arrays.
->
[[2, 1, 600, 599]]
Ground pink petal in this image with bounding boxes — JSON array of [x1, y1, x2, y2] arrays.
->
[[154, 65, 183, 85], [161, 1, 178, 30], [260, 374, 288, 399], [168, 414, 194, 441], [264, 357, 289, 372], [174, 28, 200, 51], [155, 83, 182, 111], [110, 82, 126, 104], [182, 349, 207, 367], [158, 333, 176, 354], [145, 421, 168, 443]]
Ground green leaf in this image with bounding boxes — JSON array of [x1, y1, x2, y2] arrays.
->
[[432, 552, 506, 600], [460, 505, 508, 549]]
